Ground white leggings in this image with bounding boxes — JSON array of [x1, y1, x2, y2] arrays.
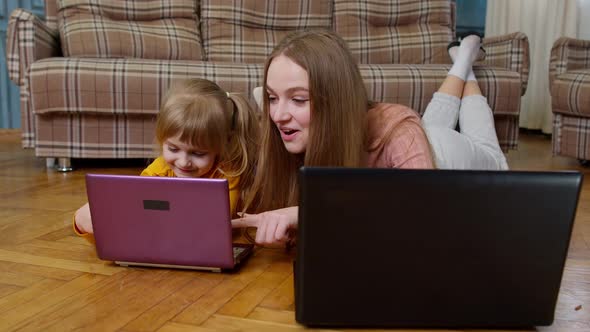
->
[[422, 92, 509, 170]]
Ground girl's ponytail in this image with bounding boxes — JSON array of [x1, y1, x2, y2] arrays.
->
[[221, 93, 260, 205]]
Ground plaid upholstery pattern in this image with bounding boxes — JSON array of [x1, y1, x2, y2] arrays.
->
[[26, 58, 521, 157], [359, 64, 521, 150], [46, 0, 58, 30], [201, 0, 333, 63], [12, 0, 528, 156], [550, 37, 590, 82], [6, 9, 60, 86], [549, 37, 590, 118], [57, 0, 203, 60], [549, 37, 590, 160], [28, 58, 264, 157], [20, 84, 35, 148], [552, 114, 590, 160], [551, 69, 590, 117], [34, 113, 160, 158], [6, 9, 60, 147], [333, 0, 454, 64], [482, 32, 530, 96]]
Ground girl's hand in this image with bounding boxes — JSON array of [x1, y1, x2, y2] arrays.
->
[[232, 206, 298, 245], [74, 203, 94, 234]]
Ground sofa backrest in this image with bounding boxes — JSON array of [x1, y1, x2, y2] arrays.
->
[[201, 0, 333, 63], [55, 0, 203, 60], [45, 0, 455, 64], [334, 0, 454, 64]]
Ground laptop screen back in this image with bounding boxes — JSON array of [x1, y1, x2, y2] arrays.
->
[[295, 168, 582, 328], [86, 174, 235, 269]]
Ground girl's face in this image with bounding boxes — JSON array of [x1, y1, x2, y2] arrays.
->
[[162, 134, 216, 178], [266, 54, 311, 154]]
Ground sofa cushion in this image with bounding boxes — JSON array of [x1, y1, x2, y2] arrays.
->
[[28, 58, 521, 154], [552, 113, 590, 160], [28, 58, 264, 117], [201, 0, 333, 63], [57, 0, 203, 60], [550, 70, 590, 118], [334, 0, 454, 64]]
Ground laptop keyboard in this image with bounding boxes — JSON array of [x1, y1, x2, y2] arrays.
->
[[233, 246, 246, 258]]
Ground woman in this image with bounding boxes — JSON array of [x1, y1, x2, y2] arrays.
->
[[232, 29, 434, 245], [74, 78, 260, 242]]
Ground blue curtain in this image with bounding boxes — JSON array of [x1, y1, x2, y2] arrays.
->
[[456, 0, 487, 37]]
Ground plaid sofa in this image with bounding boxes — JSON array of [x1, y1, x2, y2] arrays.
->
[[6, 0, 529, 167], [549, 37, 590, 162]]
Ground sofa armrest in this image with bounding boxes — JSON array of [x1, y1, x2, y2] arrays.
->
[[549, 37, 590, 87], [481, 32, 530, 96], [6, 8, 60, 86]]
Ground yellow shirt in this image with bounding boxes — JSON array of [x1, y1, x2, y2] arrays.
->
[[74, 156, 241, 243], [140, 156, 241, 215]]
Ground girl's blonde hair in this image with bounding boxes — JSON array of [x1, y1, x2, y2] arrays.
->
[[156, 78, 260, 207], [244, 29, 370, 213]]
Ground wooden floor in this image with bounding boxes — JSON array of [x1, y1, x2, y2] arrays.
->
[[0, 129, 588, 332]]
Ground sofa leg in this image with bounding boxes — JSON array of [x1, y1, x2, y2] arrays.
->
[[579, 159, 590, 167], [45, 158, 56, 169], [56, 158, 73, 172]]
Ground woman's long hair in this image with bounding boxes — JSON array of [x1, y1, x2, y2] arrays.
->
[[244, 29, 369, 213]]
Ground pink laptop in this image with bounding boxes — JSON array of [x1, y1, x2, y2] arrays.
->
[[85, 174, 253, 272]]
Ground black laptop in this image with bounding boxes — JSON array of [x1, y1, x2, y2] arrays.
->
[[295, 167, 582, 328]]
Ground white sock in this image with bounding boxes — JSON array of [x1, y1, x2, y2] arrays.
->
[[448, 46, 477, 82], [448, 35, 480, 82]]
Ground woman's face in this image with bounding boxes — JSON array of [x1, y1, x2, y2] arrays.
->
[[266, 54, 311, 154]]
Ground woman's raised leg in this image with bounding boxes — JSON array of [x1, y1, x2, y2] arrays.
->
[[423, 34, 507, 170]]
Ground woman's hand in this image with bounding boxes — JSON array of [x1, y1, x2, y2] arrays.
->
[[232, 206, 298, 245], [74, 203, 94, 234]]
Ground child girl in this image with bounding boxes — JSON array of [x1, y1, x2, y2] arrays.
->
[[73, 78, 260, 242]]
